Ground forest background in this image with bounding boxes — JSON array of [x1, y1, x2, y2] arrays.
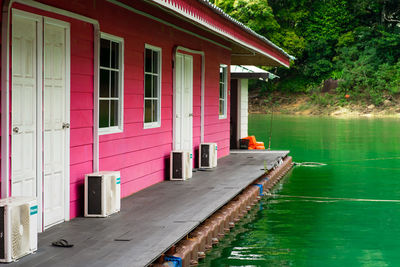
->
[[211, 0, 400, 114]]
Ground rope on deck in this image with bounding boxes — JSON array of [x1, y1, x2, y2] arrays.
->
[[265, 193, 400, 203]]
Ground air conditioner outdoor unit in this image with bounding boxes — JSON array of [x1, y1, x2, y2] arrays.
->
[[0, 197, 38, 263], [84, 171, 121, 217], [170, 151, 193, 180], [199, 143, 218, 169]]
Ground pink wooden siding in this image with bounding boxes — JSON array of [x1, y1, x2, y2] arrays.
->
[[0, 0, 288, 219], [0, 0, 2, 196], [93, 1, 232, 199], [203, 55, 231, 157]]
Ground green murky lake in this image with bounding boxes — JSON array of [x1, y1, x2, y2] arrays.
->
[[201, 115, 400, 266]]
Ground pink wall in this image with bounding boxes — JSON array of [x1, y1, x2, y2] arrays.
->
[[93, 0, 231, 199], [0, 0, 3, 196], [0, 0, 284, 219]]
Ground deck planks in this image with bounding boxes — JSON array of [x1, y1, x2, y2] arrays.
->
[[12, 150, 289, 267]]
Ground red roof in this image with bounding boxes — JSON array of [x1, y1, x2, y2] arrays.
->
[[148, 0, 293, 67]]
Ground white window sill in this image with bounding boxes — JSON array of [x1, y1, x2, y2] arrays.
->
[[144, 122, 161, 129], [219, 115, 227, 119], [98, 127, 123, 135]]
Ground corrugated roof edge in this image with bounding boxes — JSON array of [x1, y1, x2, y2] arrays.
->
[[231, 65, 279, 79], [198, 0, 296, 61]]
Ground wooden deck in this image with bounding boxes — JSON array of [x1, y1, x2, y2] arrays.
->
[[12, 150, 289, 267]]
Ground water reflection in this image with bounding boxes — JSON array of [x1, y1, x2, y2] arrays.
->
[[200, 115, 400, 266]]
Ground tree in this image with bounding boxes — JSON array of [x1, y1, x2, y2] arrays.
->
[[211, 0, 400, 98]]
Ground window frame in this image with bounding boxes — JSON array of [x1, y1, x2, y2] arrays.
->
[[98, 32, 124, 135], [143, 44, 162, 129], [219, 64, 228, 119]]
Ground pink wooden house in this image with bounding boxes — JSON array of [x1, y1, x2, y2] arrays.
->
[[0, 0, 292, 231]]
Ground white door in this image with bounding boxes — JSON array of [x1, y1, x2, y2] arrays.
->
[[11, 12, 41, 197], [43, 20, 69, 228], [11, 11, 70, 230], [175, 53, 193, 151]]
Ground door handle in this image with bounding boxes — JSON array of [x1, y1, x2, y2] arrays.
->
[[13, 127, 19, 133], [62, 123, 70, 129], [188, 113, 193, 117]]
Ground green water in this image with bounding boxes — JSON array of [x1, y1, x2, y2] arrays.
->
[[201, 115, 400, 266]]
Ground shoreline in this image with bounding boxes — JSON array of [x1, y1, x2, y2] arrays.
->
[[250, 110, 400, 118], [249, 92, 400, 118]]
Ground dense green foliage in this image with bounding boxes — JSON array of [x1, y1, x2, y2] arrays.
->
[[211, 0, 400, 105]]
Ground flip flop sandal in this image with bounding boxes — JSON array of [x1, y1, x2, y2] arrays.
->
[[52, 239, 74, 248]]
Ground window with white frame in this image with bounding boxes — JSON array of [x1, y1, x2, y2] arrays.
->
[[99, 33, 124, 133], [144, 45, 161, 128], [219, 65, 228, 118]]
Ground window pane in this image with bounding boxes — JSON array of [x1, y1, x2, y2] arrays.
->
[[220, 66, 226, 83], [144, 100, 152, 123], [99, 100, 109, 128], [152, 75, 158, 98], [145, 74, 152, 98], [144, 47, 161, 126], [110, 100, 119, 127], [111, 42, 119, 69], [152, 50, 158, 74], [100, 69, 110, 97], [100, 39, 110, 68], [219, 65, 226, 117], [110, 70, 119, 97], [152, 99, 158, 123], [145, 49, 152, 73]]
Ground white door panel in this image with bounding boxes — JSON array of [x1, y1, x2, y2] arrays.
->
[[175, 53, 193, 152], [11, 14, 38, 198], [175, 54, 182, 150], [43, 22, 67, 228], [182, 56, 193, 151]]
